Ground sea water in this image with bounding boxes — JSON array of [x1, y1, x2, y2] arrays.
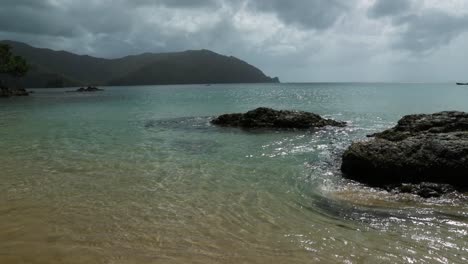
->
[[1, 83, 467, 263]]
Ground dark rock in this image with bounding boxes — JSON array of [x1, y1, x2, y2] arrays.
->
[[75, 86, 104, 92], [211, 107, 346, 129], [369, 111, 468, 141], [0, 85, 30, 97], [0, 86, 9, 97], [341, 111, 468, 196], [390, 183, 455, 198], [14, 88, 30, 96]]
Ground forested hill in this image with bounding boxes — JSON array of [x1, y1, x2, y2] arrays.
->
[[1, 40, 279, 88]]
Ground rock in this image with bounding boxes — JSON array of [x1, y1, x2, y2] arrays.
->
[[394, 183, 455, 198], [0, 86, 10, 97], [76, 86, 104, 92], [12, 88, 30, 96], [341, 111, 468, 196], [368, 111, 468, 141], [211, 107, 346, 129], [0, 85, 30, 97]]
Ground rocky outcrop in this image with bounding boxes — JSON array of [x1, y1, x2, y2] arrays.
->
[[76, 86, 104, 92], [368, 111, 468, 141], [341, 111, 468, 197], [391, 183, 455, 198], [211, 107, 346, 129], [0, 85, 30, 97]]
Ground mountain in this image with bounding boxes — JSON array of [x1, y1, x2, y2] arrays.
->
[[1, 40, 279, 88]]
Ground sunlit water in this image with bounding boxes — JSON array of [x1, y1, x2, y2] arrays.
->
[[1, 83, 467, 263]]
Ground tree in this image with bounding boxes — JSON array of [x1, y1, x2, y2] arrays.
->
[[0, 44, 29, 78], [0, 44, 30, 96]]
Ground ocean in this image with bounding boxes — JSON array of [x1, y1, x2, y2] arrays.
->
[[1, 83, 467, 263]]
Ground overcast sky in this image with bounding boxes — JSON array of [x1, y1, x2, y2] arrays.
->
[[1, 0, 468, 82]]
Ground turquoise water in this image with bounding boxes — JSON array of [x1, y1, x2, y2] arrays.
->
[[1, 83, 467, 263]]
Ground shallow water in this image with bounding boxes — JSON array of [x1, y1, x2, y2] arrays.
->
[[1, 83, 467, 263]]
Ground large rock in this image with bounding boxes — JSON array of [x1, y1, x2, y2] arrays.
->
[[341, 111, 468, 196], [211, 107, 346, 129], [369, 111, 468, 141]]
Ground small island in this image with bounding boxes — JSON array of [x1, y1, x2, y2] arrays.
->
[[75, 86, 104, 92], [211, 107, 346, 129]]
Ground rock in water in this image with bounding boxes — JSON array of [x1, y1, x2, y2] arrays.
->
[[0, 85, 30, 97], [76, 86, 104, 92], [368, 111, 468, 141], [394, 183, 455, 198], [211, 107, 346, 129], [341, 111, 468, 195]]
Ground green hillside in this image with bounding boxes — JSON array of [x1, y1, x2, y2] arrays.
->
[[1, 40, 279, 88]]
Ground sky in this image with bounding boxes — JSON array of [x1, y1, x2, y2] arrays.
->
[[1, 0, 468, 82]]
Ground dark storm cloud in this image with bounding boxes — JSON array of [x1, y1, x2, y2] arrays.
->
[[368, 0, 412, 18], [0, 1, 79, 37], [393, 11, 468, 53], [0, 1, 141, 37], [0, 0, 467, 81], [367, 0, 468, 53], [0, 0, 357, 43], [0, 0, 52, 8], [248, 0, 351, 30], [0, 0, 223, 38], [128, 0, 219, 8], [155, 0, 218, 8]]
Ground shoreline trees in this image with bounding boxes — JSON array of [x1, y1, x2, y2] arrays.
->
[[1, 44, 30, 97]]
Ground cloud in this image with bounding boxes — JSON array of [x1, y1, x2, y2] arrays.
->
[[0, 0, 51, 8], [0, 1, 77, 37], [247, 0, 352, 30], [0, 0, 467, 81], [393, 11, 468, 52], [157, 0, 218, 8], [130, 0, 219, 8], [367, 0, 468, 53], [368, 0, 412, 18]]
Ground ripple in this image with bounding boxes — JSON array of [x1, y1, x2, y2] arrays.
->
[[145, 116, 213, 131], [2, 84, 468, 263]]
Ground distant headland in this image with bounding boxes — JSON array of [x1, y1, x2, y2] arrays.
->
[[0, 40, 280, 88]]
